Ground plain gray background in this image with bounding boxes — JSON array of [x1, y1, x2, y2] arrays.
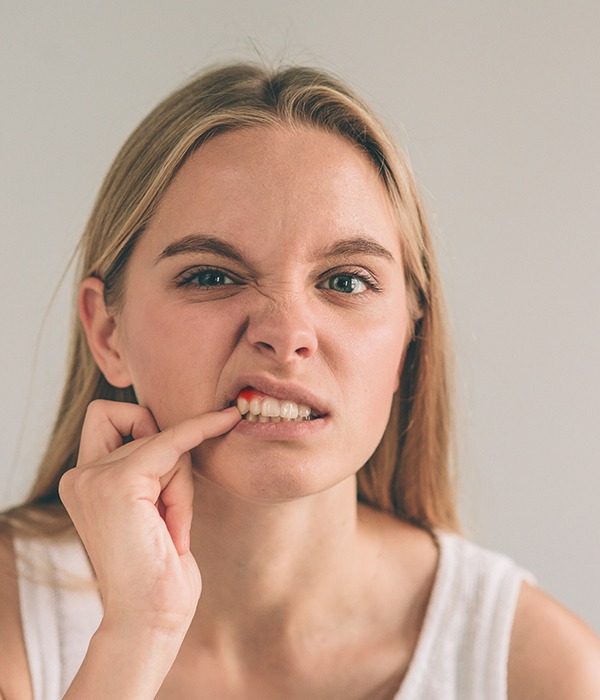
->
[[1, 1, 598, 633]]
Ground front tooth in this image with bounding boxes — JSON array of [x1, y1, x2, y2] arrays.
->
[[237, 396, 250, 415], [258, 414, 270, 422], [280, 401, 299, 421], [246, 412, 258, 422], [261, 397, 280, 417], [249, 397, 262, 415]]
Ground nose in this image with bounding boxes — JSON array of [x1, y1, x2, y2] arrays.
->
[[245, 294, 318, 363]]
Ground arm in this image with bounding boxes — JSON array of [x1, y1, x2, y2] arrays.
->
[[508, 581, 600, 699]]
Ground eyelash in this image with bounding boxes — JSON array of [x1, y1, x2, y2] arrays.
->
[[319, 267, 382, 294], [176, 266, 240, 289], [175, 265, 382, 295]]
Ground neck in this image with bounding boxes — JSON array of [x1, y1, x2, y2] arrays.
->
[[188, 474, 366, 644]]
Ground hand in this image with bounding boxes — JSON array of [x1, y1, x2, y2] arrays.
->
[[59, 400, 241, 640]]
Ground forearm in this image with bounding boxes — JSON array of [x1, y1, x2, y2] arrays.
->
[[62, 622, 183, 699]]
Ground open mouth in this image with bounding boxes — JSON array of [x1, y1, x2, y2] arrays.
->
[[233, 388, 323, 423]]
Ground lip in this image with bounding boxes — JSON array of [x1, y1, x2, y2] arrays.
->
[[226, 375, 331, 418], [231, 414, 330, 439]]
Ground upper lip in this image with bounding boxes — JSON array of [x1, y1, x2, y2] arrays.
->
[[227, 375, 330, 416]]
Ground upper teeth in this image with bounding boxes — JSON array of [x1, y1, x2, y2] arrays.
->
[[237, 394, 313, 421]]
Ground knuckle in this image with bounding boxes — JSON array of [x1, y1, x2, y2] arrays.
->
[[60, 467, 88, 502], [58, 468, 75, 501], [64, 461, 138, 503], [84, 399, 109, 418], [59, 466, 97, 509], [136, 405, 155, 420]]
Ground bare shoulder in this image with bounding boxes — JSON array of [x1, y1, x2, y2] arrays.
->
[[508, 580, 600, 700], [0, 529, 33, 700]]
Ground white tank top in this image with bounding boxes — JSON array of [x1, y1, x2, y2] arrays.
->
[[14, 531, 532, 699]]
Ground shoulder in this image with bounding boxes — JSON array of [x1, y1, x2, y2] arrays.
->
[[508, 581, 600, 699], [0, 529, 33, 700]]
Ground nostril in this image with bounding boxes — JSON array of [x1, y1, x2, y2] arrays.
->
[[294, 346, 312, 358]]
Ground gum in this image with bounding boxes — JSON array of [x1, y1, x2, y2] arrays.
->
[[237, 388, 267, 402]]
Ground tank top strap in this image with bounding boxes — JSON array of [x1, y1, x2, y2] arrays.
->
[[395, 531, 534, 699]]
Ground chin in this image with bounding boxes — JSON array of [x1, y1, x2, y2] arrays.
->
[[193, 449, 353, 504]]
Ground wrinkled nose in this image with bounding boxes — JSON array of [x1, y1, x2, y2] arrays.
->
[[245, 296, 318, 363]]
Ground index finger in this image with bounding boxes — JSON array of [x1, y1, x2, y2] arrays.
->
[[133, 407, 241, 477]]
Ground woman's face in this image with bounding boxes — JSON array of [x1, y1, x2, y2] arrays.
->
[[113, 126, 411, 501]]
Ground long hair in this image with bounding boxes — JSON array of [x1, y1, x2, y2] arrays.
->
[[3, 62, 458, 536]]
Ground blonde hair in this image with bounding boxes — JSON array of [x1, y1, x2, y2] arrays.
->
[[3, 62, 458, 536]]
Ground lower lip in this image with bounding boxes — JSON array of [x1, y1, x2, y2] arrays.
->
[[231, 415, 330, 439]]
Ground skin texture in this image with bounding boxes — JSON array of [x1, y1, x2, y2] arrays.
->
[[1, 126, 599, 698]]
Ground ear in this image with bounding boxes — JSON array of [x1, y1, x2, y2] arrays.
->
[[78, 277, 133, 388]]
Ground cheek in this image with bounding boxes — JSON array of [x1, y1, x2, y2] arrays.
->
[[349, 310, 407, 397], [118, 301, 236, 424], [336, 307, 408, 462]]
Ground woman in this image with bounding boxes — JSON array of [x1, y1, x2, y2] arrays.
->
[[0, 63, 598, 699]]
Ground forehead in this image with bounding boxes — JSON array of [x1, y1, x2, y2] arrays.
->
[[139, 125, 402, 263]]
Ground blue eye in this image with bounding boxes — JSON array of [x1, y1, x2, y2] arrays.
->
[[325, 274, 368, 294], [178, 268, 236, 287], [194, 269, 234, 286]]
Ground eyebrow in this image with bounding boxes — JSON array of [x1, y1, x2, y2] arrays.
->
[[317, 236, 395, 262], [155, 234, 246, 265], [154, 232, 396, 265]]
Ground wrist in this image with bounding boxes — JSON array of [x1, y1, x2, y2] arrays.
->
[[63, 621, 184, 699], [97, 613, 188, 652]]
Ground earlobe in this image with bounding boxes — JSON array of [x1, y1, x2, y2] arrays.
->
[[78, 277, 133, 388]]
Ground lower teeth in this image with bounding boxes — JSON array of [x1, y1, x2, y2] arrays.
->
[[243, 414, 312, 423]]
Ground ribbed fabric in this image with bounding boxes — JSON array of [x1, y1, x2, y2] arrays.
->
[[14, 531, 531, 699], [393, 532, 534, 699], [14, 534, 103, 700]]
